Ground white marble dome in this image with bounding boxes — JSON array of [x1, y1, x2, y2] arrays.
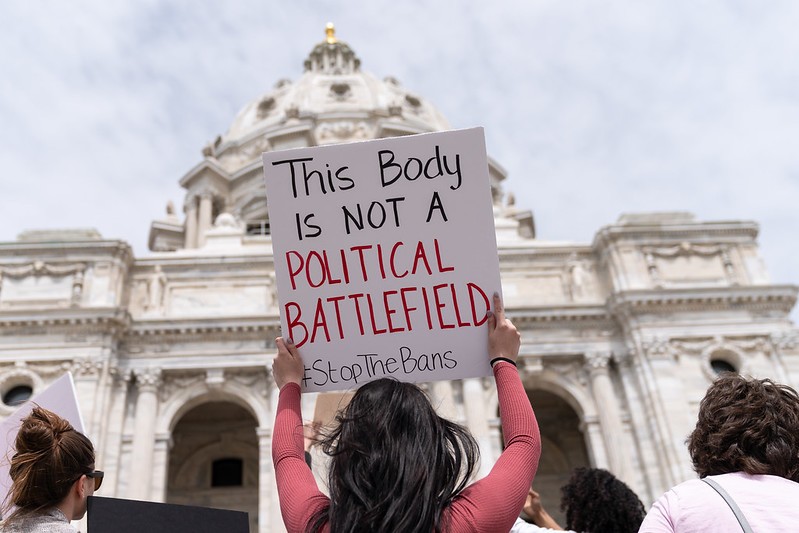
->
[[168, 24, 521, 252], [208, 24, 451, 175]]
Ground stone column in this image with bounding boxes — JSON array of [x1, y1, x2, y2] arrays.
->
[[184, 198, 198, 249], [129, 368, 162, 500], [463, 378, 494, 477], [151, 432, 171, 503], [585, 352, 636, 485], [430, 380, 458, 420], [196, 192, 214, 248], [257, 427, 273, 533], [580, 416, 609, 470]]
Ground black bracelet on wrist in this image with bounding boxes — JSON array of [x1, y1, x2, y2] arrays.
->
[[490, 357, 517, 367]]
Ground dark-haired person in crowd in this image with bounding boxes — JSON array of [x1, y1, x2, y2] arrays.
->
[[0, 406, 103, 532], [639, 373, 799, 532], [271, 293, 541, 532], [511, 467, 645, 533]]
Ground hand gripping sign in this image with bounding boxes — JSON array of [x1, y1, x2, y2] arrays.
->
[[263, 127, 502, 392]]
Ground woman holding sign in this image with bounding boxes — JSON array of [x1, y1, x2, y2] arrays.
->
[[272, 293, 540, 533]]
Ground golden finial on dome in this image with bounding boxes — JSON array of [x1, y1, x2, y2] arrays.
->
[[325, 22, 337, 44]]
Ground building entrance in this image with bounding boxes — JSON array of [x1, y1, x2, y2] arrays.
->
[[167, 401, 259, 531]]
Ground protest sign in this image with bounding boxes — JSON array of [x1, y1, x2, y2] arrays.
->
[[263, 127, 502, 392], [0, 372, 85, 510], [87, 496, 249, 533], [313, 392, 354, 428]]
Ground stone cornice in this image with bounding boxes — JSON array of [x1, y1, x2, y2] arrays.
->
[[133, 254, 273, 270], [0, 240, 133, 264], [608, 285, 798, 315], [0, 307, 130, 330], [508, 305, 613, 327], [498, 246, 595, 264], [125, 316, 280, 338], [592, 220, 760, 251]]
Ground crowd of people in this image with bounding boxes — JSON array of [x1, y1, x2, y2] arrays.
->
[[272, 293, 799, 532], [2, 293, 799, 532]]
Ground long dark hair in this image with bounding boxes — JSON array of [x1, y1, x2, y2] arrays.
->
[[309, 378, 479, 533], [3, 406, 95, 520]]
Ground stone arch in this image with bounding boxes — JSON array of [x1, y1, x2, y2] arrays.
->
[[167, 400, 260, 533], [157, 378, 270, 435], [489, 369, 594, 526], [484, 368, 596, 423]]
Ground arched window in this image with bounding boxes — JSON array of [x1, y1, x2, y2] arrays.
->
[[2, 385, 32, 407], [211, 458, 243, 488], [710, 358, 737, 375]]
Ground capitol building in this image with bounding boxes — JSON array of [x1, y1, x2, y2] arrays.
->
[[0, 26, 797, 532]]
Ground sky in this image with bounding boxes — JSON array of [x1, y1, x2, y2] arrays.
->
[[1, 1, 797, 319]]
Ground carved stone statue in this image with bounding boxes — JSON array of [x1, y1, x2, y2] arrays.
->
[[567, 255, 587, 301], [145, 266, 167, 312]]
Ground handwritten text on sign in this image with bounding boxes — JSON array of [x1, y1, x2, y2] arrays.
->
[[263, 128, 501, 392]]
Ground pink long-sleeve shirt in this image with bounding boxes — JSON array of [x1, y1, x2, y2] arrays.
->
[[271, 361, 541, 533], [639, 472, 799, 533]]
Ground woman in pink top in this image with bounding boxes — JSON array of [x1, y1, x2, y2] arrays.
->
[[640, 374, 799, 532], [271, 294, 541, 533]]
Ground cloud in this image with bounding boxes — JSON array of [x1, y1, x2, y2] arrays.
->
[[0, 1, 796, 320]]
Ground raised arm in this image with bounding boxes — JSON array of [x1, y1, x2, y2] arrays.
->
[[447, 294, 542, 531], [271, 337, 330, 533]]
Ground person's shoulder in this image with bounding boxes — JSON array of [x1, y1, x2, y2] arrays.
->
[[0, 510, 77, 533], [509, 517, 576, 533]]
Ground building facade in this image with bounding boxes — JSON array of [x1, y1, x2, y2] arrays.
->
[[1, 27, 797, 532]]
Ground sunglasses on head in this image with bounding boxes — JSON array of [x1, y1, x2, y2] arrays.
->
[[74, 470, 104, 491]]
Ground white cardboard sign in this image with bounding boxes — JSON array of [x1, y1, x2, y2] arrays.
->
[[263, 127, 501, 392], [0, 373, 85, 510]]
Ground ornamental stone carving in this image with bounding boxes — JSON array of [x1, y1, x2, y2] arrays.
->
[[145, 266, 167, 313], [584, 351, 612, 374], [0, 262, 87, 306], [134, 367, 162, 393], [70, 356, 105, 378], [229, 370, 269, 398], [641, 337, 678, 361], [642, 242, 738, 287], [772, 331, 799, 352], [71, 269, 85, 306], [159, 372, 204, 402], [0, 262, 87, 278], [315, 121, 371, 142]]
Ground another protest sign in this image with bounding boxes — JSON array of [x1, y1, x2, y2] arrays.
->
[[87, 496, 249, 533], [263, 127, 502, 392]]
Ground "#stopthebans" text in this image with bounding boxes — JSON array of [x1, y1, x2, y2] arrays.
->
[[301, 346, 458, 388]]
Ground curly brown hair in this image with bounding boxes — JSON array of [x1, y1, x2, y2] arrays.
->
[[560, 467, 645, 533], [687, 374, 799, 482]]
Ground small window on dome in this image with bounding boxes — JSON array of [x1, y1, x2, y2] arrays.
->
[[257, 97, 276, 119], [330, 83, 351, 100], [212, 458, 243, 488], [405, 95, 422, 107], [710, 359, 737, 375], [3, 385, 32, 407]]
